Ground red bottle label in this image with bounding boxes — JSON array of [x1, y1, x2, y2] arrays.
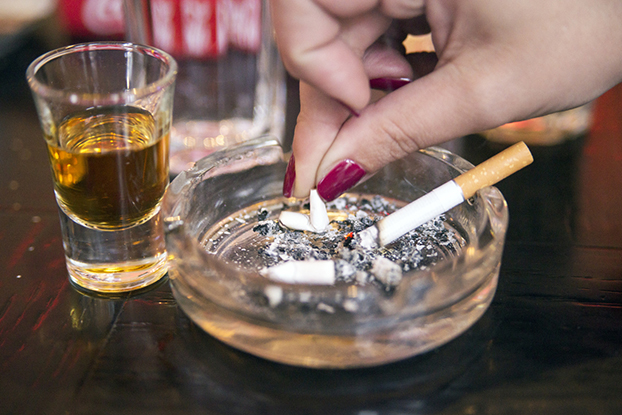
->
[[151, 0, 261, 58], [58, 0, 263, 57], [58, 0, 125, 39], [228, 0, 262, 52]]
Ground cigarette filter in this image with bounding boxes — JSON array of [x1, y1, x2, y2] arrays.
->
[[363, 141, 533, 247]]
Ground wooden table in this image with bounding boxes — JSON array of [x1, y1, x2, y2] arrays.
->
[[1, 33, 621, 415]]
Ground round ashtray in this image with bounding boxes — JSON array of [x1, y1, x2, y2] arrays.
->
[[162, 138, 508, 368]]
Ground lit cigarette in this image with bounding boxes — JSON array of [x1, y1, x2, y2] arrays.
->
[[359, 141, 533, 248], [261, 260, 336, 284]]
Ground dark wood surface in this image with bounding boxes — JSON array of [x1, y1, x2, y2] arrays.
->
[[1, 33, 622, 415]]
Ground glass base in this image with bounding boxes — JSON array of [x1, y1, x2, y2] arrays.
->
[[66, 252, 169, 294]]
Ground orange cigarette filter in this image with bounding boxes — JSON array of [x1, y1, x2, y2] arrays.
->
[[454, 141, 533, 199], [363, 141, 534, 248]]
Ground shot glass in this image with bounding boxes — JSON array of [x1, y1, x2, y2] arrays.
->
[[27, 42, 177, 294], [124, 0, 286, 174]]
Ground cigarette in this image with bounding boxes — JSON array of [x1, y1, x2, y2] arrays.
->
[[260, 257, 403, 287], [309, 189, 330, 231], [261, 260, 336, 284], [278, 211, 316, 232], [360, 141, 533, 248], [279, 189, 329, 233]]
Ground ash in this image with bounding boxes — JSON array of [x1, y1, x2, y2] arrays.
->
[[253, 195, 459, 291]]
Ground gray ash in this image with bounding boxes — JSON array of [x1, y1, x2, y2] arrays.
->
[[254, 195, 460, 291], [253, 220, 281, 236], [380, 216, 459, 272]]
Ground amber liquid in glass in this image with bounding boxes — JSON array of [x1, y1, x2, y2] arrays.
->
[[47, 106, 169, 230]]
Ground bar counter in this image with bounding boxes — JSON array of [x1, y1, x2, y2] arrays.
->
[[1, 35, 621, 415]]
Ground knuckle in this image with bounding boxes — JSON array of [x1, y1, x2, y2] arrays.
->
[[375, 114, 425, 161]]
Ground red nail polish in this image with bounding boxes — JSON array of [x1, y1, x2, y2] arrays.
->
[[283, 154, 296, 197], [369, 77, 411, 91], [317, 160, 366, 202]]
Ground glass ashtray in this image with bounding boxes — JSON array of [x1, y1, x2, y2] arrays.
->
[[162, 138, 508, 368]]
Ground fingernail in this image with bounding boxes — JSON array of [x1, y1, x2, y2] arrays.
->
[[338, 101, 360, 117], [317, 159, 366, 202], [369, 77, 411, 91], [283, 153, 296, 197]]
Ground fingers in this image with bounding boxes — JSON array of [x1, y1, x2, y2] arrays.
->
[[280, 0, 622, 204], [363, 41, 414, 80], [286, 82, 351, 199], [314, 64, 497, 201], [314, 0, 425, 21], [287, 42, 420, 199], [377, 0, 425, 19], [314, 0, 378, 17], [270, 0, 388, 111]]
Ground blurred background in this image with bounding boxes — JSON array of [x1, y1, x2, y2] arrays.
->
[[0, 0, 299, 154]]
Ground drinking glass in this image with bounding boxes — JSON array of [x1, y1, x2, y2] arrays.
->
[[27, 42, 177, 293]]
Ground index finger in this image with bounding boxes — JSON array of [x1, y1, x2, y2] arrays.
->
[[270, 0, 385, 110]]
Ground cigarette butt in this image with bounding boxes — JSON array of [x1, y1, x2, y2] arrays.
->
[[454, 141, 533, 199], [278, 189, 329, 233], [279, 211, 315, 232], [309, 189, 329, 231], [261, 260, 336, 285]]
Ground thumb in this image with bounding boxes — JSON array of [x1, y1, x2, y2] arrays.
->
[[314, 65, 504, 201]]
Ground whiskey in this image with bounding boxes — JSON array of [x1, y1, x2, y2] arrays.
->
[[47, 106, 169, 230], [48, 106, 169, 230]]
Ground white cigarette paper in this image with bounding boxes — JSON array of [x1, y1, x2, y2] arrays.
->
[[278, 211, 315, 232], [376, 180, 464, 246], [261, 260, 336, 285], [309, 189, 329, 231], [278, 189, 329, 233]]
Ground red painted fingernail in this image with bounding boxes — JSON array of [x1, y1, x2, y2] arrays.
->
[[283, 153, 296, 197], [369, 77, 411, 91], [317, 159, 366, 202]]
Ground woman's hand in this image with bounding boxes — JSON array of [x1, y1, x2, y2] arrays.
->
[[271, 0, 622, 200]]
